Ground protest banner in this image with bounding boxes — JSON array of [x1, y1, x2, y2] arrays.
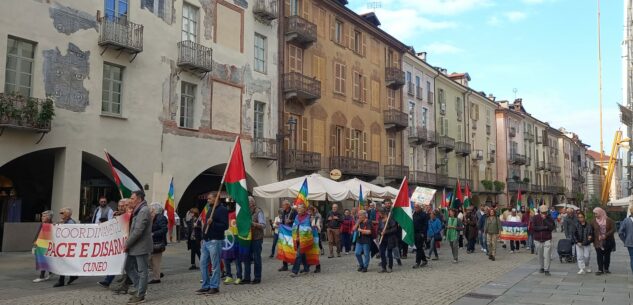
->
[[34, 214, 130, 276], [411, 187, 436, 206], [499, 221, 528, 241]]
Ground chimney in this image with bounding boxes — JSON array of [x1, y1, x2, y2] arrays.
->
[[416, 52, 427, 62], [487, 93, 496, 101]]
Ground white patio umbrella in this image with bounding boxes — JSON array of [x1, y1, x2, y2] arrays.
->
[[608, 195, 633, 207], [383, 186, 399, 199], [554, 203, 579, 210], [252, 173, 351, 202], [340, 178, 387, 200]]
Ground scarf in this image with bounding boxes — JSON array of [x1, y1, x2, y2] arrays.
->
[[593, 207, 607, 233]]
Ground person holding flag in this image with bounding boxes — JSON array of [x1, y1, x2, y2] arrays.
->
[[164, 178, 176, 243], [289, 203, 320, 277]]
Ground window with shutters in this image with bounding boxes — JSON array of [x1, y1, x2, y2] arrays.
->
[[438, 89, 446, 114], [334, 19, 343, 44], [4, 37, 35, 97], [334, 62, 346, 95], [332, 125, 345, 157], [441, 117, 448, 136], [362, 132, 368, 160], [105, 0, 129, 19], [312, 119, 326, 154], [371, 80, 380, 109], [408, 101, 415, 128], [182, 3, 199, 42], [301, 116, 308, 151], [353, 71, 360, 101], [456, 97, 463, 121], [253, 101, 265, 138], [179, 82, 196, 128], [312, 55, 325, 82], [471, 103, 479, 121], [409, 147, 416, 170], [371, 133, 381, 162], [290, 0, 301, 16], [254, 33, 267, 74], [352, 72, 366, 102], [388, 132, 396, 165], [387, 89, 396, 109], [102, 63, 123, 115], [353, 30, 362, 54], [457, 124, 462, 141], [421, 107, 428, 128], [351, 129, 362, 158], [370, 38, 380, 65], [288, 44, 303, 73], [314, 6, 326, 37]]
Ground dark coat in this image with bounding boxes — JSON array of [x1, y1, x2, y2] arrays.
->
[[590, 218, 616, 250], [530, 214, 555, 242], [152, 214, 168, 246], [126, 201, 153, 256], [573, 222, 593, 246], [379, 218, 398, 249], [463, 212, 478, 240], [412, 210, 429, 238]]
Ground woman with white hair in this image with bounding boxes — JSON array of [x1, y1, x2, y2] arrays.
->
[[33, 210, 53, 283], [149, 202, 168, 284]]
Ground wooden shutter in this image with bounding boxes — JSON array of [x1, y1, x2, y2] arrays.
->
[[312, 119, 325, 154], [363, 132, 368, 160], [362, 75, 367, 103], [302, 0, 310, 19], [343, 23, 350, 48], [371, 134, 381, 162], [302, 116, 309, 151], [341, 64, 346, 94], [330, 14, 335, 41], [347, 26, 354, 49], [330, 125, 337, 156], [361, 32, 367, 57], [353, 71, 360, 100], [283, 112, 290, 150], [284, 0, 290, 17], [371, 80, 380, 108], [345, 127, 351, 157], [312, 55, 324, 81]]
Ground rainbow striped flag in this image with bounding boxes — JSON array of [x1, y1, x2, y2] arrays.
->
[[34, 223, 52, 271], [294, 178, 309, 207], [358, 184, 365, 210], [164, 178, 176, 234], [276, 225, 296, 264], [200, 202, 211, 225], [275, 218, 320, 266]]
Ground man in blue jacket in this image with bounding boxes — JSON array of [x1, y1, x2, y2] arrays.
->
[[478, 206, 488, 254], [196, 194, 229, 295]]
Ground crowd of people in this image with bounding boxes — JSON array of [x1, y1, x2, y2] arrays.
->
[[31, 193, 633, 304]]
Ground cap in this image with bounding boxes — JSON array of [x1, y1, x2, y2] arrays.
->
[[539, 205, 548, 213], [511, 208, 517, 212]]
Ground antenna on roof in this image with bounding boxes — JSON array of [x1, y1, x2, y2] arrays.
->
[[367, 1, 382, 11], [513, 88, 518, 100]]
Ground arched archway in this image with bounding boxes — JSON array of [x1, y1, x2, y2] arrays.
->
[[79, 151, 124, 222], [177, 163, 259, 216]]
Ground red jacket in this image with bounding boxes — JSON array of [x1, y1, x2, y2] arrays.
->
[[529, 214, 555, 242], [340, 216, 355, 234]]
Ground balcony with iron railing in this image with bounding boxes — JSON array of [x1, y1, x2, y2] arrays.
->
[[251, 138, 277, 160], [253, 0, 278, 20], [408, 126, 427, 145], [478, 181, 502, 194], [283, 149, 321, 171], [416, 86, 423, 100], [550, 164, 561, 173], [385, 67, 405, 89], [177, 40, 213, 73], [509, 153, 527, 165], [284, 15, 317, 47], [384, 164, 409, 180], [409, 171, 438, 186], [98, 16, 144, 54], [330, 156, 379, 177], [437, 135, 455, 152], [282, 72, 321, 103], [472, 149, 484, 161], [455, 141, 471, 156], [0, 93, 54, 134], [406, 82, 414, 96], [383, 109, 408, 131], [487, 153, 495, 163], [507, 180, 528, 192], [530, 184, 542, 192], [524, 131, 534, 142], [537, 160, 547, 171]]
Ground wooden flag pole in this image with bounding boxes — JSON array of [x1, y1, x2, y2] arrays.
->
[[205, 136, 239, 234], [377, 207, 393, 246]]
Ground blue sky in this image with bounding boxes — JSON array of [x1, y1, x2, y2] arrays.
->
[[348, 0, 622, 152]]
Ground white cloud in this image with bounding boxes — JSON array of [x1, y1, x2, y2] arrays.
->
[[350, 0, 492, 16], [361, 8, 457, 42], [487, 16, 501, 26], [504, 11, 527, 22], [423, 42, 464, 55]]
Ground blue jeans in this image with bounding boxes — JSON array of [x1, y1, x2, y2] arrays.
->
[[479, 231, 487, 251], [244, 239, 263, 281], [428, 237, 438, 258], [627, 247, 633, 272], [341, 233, 352, 252], [291, 249, 309, 274], [271, 233, 279, 256], [224, 257, 242, 279], [125, 254, 149, 297], [355, 243, 370, 269], [103, 275, 115, 285], [200, 240, 222, 289]]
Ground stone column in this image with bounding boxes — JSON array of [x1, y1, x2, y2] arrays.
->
[[50, 148, 82, 223]]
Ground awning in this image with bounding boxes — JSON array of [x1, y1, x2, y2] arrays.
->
[[252, 173, 351, 202], [608, 195, 633, 207], [340, 178, 388, 200], [554, 203, 579, 210]]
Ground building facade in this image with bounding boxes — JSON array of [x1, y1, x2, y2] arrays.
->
[[467, 91, 499, 206], [0, 0, 280, 249], [279, 0, 408, 188]]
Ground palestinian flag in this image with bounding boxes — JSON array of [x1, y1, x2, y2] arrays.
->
[[451, 179, 463, 209], [463, 183, 472, 209], [516, 187, 522, 211], [392, 176, 414, 245], [224, 137, 252, 238], [105, 151, 142, 198]]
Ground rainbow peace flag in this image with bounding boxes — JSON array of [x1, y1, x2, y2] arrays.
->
[[294, 178, 309, 207], [34, 223, 52, 271], [276, 225, 296, 264], [164, 178, 176, 234], [200, 203, 210, 225], [275, 217, 320, 266], [358, 184, 365, 210]]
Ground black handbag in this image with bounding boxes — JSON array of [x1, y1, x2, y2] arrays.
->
[[153, 243, 166, 254]]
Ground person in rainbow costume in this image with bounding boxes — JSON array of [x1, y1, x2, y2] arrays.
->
[[290, 204, 320, 277]]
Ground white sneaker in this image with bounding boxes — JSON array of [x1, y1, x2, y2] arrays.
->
[[585, 268, 592, 273], [33, 276, 49, 283], [510, 250, 514, 254], [577, 269, 585, 275]]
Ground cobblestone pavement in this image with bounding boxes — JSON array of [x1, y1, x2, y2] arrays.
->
[[0, 238, 535, 305], [453, 233, 633, 305]]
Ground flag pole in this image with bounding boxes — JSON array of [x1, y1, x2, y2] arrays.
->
[[205, 136, 240, 230], [104, 149, 124, 199], [378, 177, 404, 245]]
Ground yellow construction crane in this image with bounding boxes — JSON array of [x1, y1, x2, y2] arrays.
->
[[601, 131, 631, 205]]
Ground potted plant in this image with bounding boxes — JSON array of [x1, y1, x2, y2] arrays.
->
[[36, 98, 55, 129], [493, 180, 505, 193], [481, 180, 493, 191], [22, 97, 38, 126], [522, 177, 530, 184], [512, 175, 521, 182], [0, 94, 8, 122]]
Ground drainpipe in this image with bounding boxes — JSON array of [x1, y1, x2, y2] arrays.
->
[[277, 0, 284, 184], [464, 89, 472, 183], [432, 70, 441, 180]]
